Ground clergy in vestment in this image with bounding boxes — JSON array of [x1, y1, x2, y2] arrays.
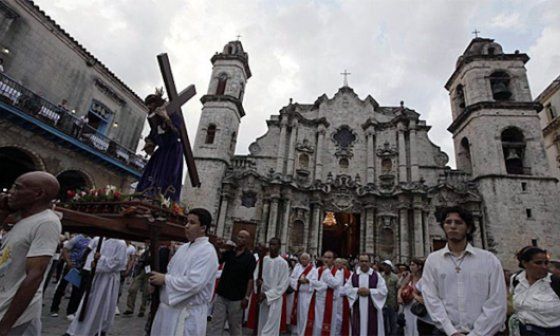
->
[[344, 254, 387, 336], [254, 237, 290, 336], [289, 253, 316, 336], [65, 238, 128, 336], [305, 250, 344, 336], [149, 208, 219, 336]]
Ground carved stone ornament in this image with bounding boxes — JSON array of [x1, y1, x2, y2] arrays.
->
[[249, 142, 262, 155], [434, 152, 449, 166], [296, 138, 315, 153], [332, 125, 357, 149], [241, 191, 257, 208], [376, 141, 398, 158]]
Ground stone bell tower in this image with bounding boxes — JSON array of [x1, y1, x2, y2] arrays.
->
[[183, 41, 251, 222], [446, 37, 560, 268]]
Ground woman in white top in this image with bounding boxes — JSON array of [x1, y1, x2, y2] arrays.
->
[[512, 246, 560, 336]]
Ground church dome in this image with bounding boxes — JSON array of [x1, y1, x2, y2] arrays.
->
[[456, 37, 504, 68]]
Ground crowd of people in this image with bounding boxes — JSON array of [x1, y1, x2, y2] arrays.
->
[[0, 171, 559, 335]]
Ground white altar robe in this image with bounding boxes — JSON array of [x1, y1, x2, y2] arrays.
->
[[254, 255, 290, 336], [309, 267, 344, 336], [290, 263, 317, 336], [66, 239, 128, 336], [150, 237, 218, 336], [344, 268, 387, 336]]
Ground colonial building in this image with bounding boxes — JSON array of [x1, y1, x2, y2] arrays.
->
[[185, 38, 560, 268], [536, 75, 560, 180], [0, 1, 146, 195]]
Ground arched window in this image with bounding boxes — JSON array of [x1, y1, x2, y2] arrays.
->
[[299, 153, 309, 169], [339, 158, 349, 170], [216, 73, 228, 95], [205, 124, 216, 144], [456, 84, 466, 110], [460, 137, 472, 174], [490, 71, 512, 101], [0, 146, 41, 190], [230, 132, 237, 153], [238, 82, 245, 100], [57, 170, 93, 201], [381, 158, 392, 173], [501, 127, 526, 174]]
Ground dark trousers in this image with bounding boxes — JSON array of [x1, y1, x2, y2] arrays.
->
[[50, 267, 90, 315], [383, 306, 399, 336], [520, 323, 560, 336]]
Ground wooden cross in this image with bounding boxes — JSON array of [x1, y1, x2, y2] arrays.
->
[[341, 69, 351, 87], [472, 29, 480, 38], [157, 53, 201, 187]]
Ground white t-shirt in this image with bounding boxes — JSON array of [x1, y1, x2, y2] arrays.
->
[[0, 210, 61, 326], [127, 244, 136, 258]]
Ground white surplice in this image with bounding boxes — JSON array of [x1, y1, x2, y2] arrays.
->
[[309, 266, 344, 336], [289, 263, 317, 336], [344, 268, 387, 336], [254, 255, 290, 336], [150, 237, 218, 336], [66, 239, 128, 336]]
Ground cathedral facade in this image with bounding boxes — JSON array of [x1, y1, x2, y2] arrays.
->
[[184, 38, 560, 269]]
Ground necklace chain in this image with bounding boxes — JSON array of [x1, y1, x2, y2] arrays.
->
[[450, 254, 466, 273]]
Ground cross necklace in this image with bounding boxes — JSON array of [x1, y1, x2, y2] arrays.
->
[[450, 254, 466, 273]]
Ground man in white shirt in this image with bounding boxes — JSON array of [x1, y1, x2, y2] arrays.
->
[[344, 253, 387, 336], [422, 206, 506, 336], [0, 172, 62, 335], [149, 208, 219, 336], [289, 253, 316, 336], [254, 237, 290, 336]]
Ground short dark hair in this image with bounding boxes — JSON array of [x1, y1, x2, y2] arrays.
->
[[269, 237, 281, 245], [188, 208, 212, 235], [516, 246, 547, 269], [438, 206, 476, 241]]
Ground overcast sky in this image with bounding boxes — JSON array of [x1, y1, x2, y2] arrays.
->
[[35, 0, 560, 168]]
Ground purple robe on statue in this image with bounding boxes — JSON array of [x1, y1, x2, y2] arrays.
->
[[136, 110, 183, 201]]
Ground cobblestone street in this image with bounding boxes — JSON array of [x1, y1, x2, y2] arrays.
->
[[42, 279, 147, 336]]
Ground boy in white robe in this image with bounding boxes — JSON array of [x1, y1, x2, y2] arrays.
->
[[307, 250, 344, 336], [344, 254, 387, 336], [254, 237, 290, 336], [65, 238, 128, 336], [289, 253, 316, 336], [149, 208, 219, 336]]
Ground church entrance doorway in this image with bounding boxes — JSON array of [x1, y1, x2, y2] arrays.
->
[[321, 212, 360, 258]]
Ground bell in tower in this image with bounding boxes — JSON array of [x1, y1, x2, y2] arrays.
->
[[490, 71, 512, 101]]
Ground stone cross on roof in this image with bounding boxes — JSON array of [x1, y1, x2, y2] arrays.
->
[[236, 34, 242, 41], [472, 29, 480, 38], [341, 69, 351, 87]]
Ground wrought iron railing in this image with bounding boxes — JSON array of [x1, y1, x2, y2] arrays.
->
[[0, 72, 146, 171]]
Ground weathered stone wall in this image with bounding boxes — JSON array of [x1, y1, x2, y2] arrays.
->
[[0, 118, 135, 190], [0, 1, 146, 151]]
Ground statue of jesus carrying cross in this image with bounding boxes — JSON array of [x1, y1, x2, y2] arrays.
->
[[135, 54, 200, 202]]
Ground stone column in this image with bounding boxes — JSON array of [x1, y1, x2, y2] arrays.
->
[[276, 117, 289, 174], [280, 198, 292, 253], [314, 125, 326, 181], [259, 200, 270, 243], [365, 207, 375, 254], [266, 197, 280, 241], [360, 208, 366, 251], [366, 129, 375, 184], [216, 191, 231, 238], [423, 211, 430, 255], [309, 203, 321, 257], [286, 120, 298, 177], [399, 208, 409, 262], [413, 198, 423, 257], [303, 210, 310, 249], [473, 215, 484, 248], [397, 124, 408, 183], [409, 121, 420, 181]]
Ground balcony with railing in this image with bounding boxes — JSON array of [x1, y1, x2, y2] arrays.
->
[[0, 72, 146, 177]]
